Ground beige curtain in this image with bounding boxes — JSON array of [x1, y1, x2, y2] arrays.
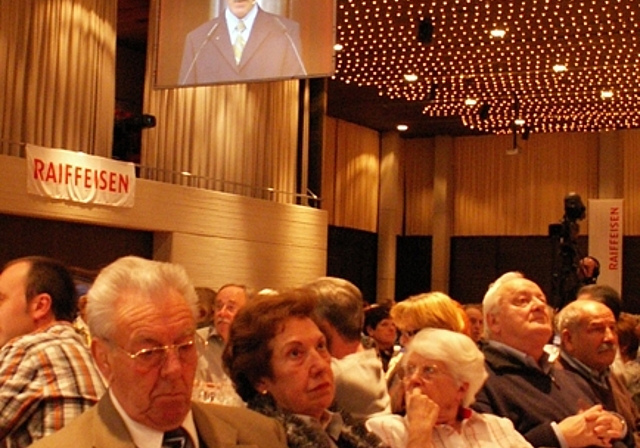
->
[[322, 117, 380, 232], [0, 0, 116, 157], [453, 133, 599, 236], [142, 0, 300, 203]]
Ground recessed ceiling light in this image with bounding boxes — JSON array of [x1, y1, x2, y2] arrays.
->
[[333, 43, 344, 51], [601, 90, 614, 99], [553, 64, 567, 73], [490, 29, 506, 38], [464, 98, 478, 106], [397, 124, 408, 131], [403, 73, 418, 82]]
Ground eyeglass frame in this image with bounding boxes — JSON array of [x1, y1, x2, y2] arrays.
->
[[110, 338, 198, 370], [404, 362, 443, 381]]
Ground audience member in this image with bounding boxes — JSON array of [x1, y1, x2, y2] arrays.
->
[[556, 300, 639, 446], [179, 0, 306, 85], [305, 276, 391, 419], [0, 256, 105, 447], [463, 303, 484, 346], [223, 288, 387, 448], [73, 293, 92, 346], [473, 271, 624, 447], [197, 283, 252, 381], [576, 284, 623, 321], [364, 305, 399, 372], [387, 291, 469, 413], [367, 328, 533, 447], [195, 286, 216, 329], [391, 292, 469, 345], [617, 313, 640, 409], [32, 256, 287, 448]]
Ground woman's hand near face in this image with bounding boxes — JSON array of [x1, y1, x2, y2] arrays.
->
[[405, 387, 437, 448]]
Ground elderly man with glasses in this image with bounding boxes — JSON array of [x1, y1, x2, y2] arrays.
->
[[32, 256, 287, 448]]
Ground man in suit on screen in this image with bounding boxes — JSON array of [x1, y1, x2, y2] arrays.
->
[[179, 0, 306, 85]]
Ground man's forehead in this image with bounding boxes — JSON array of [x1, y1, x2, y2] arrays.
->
[[0, 261, 29, 288], [216, 287, 246, 302], [578, 301, 615, 322], [500, 278, 541, 295]]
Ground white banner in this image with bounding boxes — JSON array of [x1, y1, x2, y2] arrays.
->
[[26, 144, 135, 208], [588, 199, 623, 292]]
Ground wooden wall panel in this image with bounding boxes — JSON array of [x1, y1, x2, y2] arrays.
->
[[0, 155, 327, 288], [0, 214, 152, 271], [403, 138, 435, 235], [165, 231, 327, 291], [623, 129, 640, 235]]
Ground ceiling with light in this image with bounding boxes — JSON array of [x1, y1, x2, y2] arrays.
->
[[332, 0, 640, 136]]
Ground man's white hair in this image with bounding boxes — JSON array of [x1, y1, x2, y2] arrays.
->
[[482, 271, 524, 338]]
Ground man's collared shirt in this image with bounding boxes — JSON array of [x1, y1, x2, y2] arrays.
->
[[0, 322, 106, 447], [225, 4, 258, 44], [560, 351, 611, 389], [486, 340, 553, 375], [110, 389, 199, 448]]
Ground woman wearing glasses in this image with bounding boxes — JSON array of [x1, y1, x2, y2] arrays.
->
[[367, 328, 532, 447], [386, 291, 470, 413]]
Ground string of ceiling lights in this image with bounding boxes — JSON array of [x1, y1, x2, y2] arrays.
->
[[333, 0, 640, 135]]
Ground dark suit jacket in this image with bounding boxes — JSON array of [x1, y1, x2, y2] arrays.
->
[[179, 7, 305, 85], [30, 393, 288, 448], [558, 354, 640, 448], [472, 343, 600, 448]]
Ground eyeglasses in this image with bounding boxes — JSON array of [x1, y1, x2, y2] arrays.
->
[[214, 302, 239, 313], [404, 363, 444, 381], [114, 339, 197, 370], [507, 294, 547, 308]]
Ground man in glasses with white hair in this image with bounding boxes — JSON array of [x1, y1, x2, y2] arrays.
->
[[33, 256, 287, 448]]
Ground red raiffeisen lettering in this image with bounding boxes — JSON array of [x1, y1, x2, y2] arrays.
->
[[32, 158, 130, 194], [609, 207, 620, 270]]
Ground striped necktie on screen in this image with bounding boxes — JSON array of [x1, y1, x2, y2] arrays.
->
[[233, 20, 246, 64], [162, 427, 194, 448]]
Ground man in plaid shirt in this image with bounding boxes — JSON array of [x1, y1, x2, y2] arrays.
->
[[0, 256, 105, 447]]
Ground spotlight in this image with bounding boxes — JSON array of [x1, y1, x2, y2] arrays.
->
[[418, 19, 434, 44], [479, 103, 491, 120]]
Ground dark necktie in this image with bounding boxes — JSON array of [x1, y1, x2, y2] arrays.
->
[[162, 427, 194, 448]]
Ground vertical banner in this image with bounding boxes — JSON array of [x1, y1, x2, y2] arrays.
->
[[588, 199, 623, 293], [26, 144, 136, 207]]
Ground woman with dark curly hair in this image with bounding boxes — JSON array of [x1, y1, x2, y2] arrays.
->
[[222, 287, 389, 448]]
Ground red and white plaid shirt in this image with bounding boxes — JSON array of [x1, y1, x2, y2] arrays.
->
[[0, 322, 106, 447]]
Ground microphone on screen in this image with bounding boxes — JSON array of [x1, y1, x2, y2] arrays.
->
[[180, 22, 220, 85], [274, 17, 307, 76]]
